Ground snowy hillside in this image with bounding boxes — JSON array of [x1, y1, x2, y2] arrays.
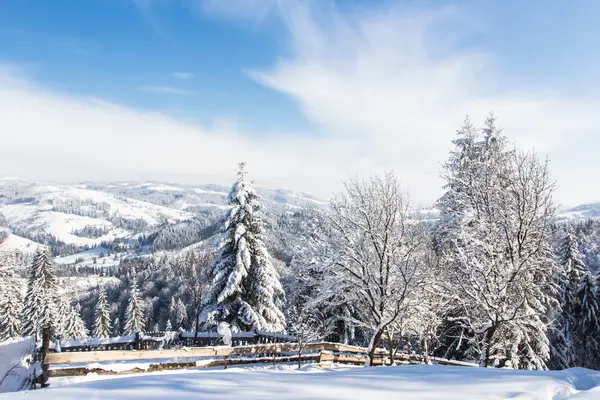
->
[[0, 178, 325, 264], [2, 364, 600, 399], [558, 202, 600, 222], [1, 178, 596, 265]]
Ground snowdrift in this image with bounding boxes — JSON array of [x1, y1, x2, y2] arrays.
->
[[0, 336, 37, 393], [2, 364, 600, 399]]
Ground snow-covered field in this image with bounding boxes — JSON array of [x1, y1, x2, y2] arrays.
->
[[3, 364, 600, 399]]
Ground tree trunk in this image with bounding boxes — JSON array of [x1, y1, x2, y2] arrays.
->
[[480, 326, 497, 367], [421, 336, 429, 364], [385, 330, 397, 366], [366, 327, 385, 367]]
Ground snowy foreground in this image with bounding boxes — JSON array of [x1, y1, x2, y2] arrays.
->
[[3, 364, 600, 400]]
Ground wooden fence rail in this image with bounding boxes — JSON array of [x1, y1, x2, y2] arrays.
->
[[53, 330, 297, 353], [44, 341, 478, 380]]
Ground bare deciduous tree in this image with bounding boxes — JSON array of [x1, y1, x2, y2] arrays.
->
[[321, 172, 431, 366]]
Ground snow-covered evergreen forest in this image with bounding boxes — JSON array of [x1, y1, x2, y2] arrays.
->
[[1, 115, 600, 370]]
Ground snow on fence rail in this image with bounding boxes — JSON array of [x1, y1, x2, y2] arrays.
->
[[52, 330, 296, 353], [43, 341, 478, 380]]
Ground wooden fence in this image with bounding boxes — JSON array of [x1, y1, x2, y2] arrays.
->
[[53, 330, 297, 353], [43, 341, 478, 381]]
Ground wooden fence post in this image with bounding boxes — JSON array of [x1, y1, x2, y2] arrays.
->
[[135, 331, 141, 350], [40, 326, 50, 388], [317, 350, 333, 369]]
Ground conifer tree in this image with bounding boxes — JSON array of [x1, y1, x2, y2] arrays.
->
[[54, 296, 70, 337], [202, 162, 285, 332], [0, 281, 22, 340], [0, 251, 22, 340], [21, 247, 58, 337], [165, 319, 172, 332], [113, 317, 121, 336], [124, 277, 145, 334], [435, 114, 558, 369], [93, 286, 112, 338], [551, 229, 586, 369], [175, 298, 188, 329], [62, 303, 89, 340], [574, 272, 600, 368], [168, 297, 176, 328]]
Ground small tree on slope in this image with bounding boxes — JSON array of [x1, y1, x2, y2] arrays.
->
[[0, 251, 22, 340], [0, 282, 22, 340], [124, 277, 145, 335], [21, 247, 58, 337], [93, 286, 112, 338], [574, 272, 600, 368], [62, 303, 89, 340], [201, 163, 285, 332], [551, 229, 586, 369]]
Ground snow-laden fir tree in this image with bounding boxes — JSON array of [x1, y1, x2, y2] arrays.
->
[[62, 303, 89, 340], [0, 251, 22, 340], [168, 297, 176, 328], [20, 247, 58, 337], [201, 162, 285, 332], [124, 276, 145, 334], [435, 114, 559, 369], [551, 229, 586, 369], [165, 319, 172, 332], [573, 272, 600, 368], [113, 317, 121, 336], [93, 286, 112, 338], [175, 298, 188, 329], [54, 297, 70, 338]]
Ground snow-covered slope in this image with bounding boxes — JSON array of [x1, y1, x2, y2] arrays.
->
[[558, 202, 600, 222], [3, 364, 600, 399], [0, 178, 325, 265], [0, 230, 38, 253], [0, 179, 194, 248]]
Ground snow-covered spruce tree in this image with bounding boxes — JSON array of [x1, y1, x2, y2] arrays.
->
[[573, 272, 600, 368], [175, 298, 188, 329], [113, 317, 121, 336], [93, 286, 112, 338], [201, 163, 285, 332], [551, 229, 586, 369], [168, 297, 176, 329], [0, 251, 22, 340], [318, 172, 431, 366], [124, 276, 145, 334], [20, 247, 58, 337], [62, 303, 89, 340], [54, 297, 70, 338], [435, 114, 559, 369]]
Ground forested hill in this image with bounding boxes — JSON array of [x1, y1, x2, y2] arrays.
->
[[0, 178, 325, 267]]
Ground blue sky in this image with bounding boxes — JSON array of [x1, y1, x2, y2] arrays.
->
[[0, 0, 599, 206]]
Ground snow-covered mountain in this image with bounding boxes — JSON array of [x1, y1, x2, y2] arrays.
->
[[557, 202, 600, 222], [0, 178, 325, 264], [0, 177, 596, 268]]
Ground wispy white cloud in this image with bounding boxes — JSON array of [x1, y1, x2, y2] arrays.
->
[[173, 72, 195, 79], [0, 64, 348, 198], [249, 1, 600, 206], [1, 1, 599, 207], [138, 85, 194, 95]]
